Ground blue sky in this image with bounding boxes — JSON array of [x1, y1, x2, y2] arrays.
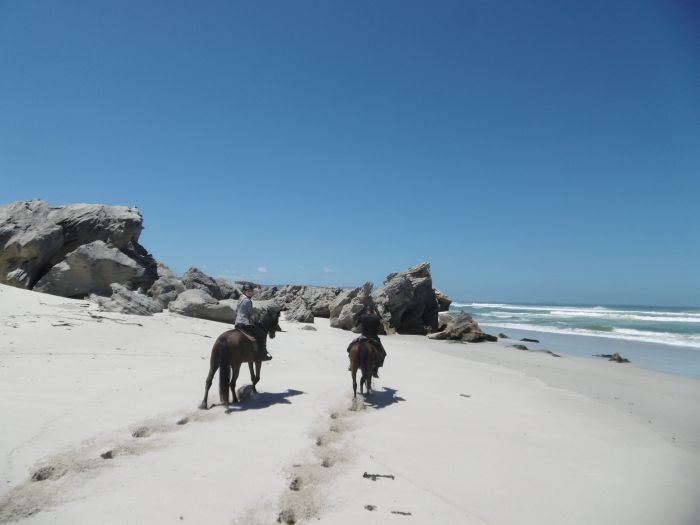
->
[[1, 1, 698, 306]]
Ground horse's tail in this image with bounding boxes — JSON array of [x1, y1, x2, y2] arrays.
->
[[218, 337, 230, 405]]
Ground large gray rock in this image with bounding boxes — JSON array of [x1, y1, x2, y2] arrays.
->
[[329, 282, 375, 330], [427, 313, 497, 342], [181, 267, 223, 299], [33, 241, 145, 298], [254, 286, 278, 300], [301, 286, 341, 317], [1, 201, 65, 288], [149, 263, 185, 308], [168, 289, 235, 323], [91, 283, 163, 315], [119, 240, 158, 291], [284, 299, 315, 323], [215, 278, 241, 300], [47, 203, 143, 265], [373, 262, 440, 335], [0, 200, 146, 290], [435, 288, 452, 312], [276, 285, 341, 318]]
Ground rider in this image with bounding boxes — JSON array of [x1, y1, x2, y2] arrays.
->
[[349, 304, 387, 378], [235, 284, 272, 361]]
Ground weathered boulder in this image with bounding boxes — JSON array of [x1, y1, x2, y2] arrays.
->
[[276, 285, 341, 318], [438, 313, 452, 331], [33, 241, 145, 298], [0, 200, 63, 288], [46, 203, 143, 265], [215, 278, 241, 300], [119, 240, 158, 291], [301, 286, 341, 317], [91, 283, 163, 315], [427, 313, 497, 342], [284, 299, 315, 323], [329, 282, 375, 330], [435, 289, 452, 312], [149, 263, 185, 308], [0, 200, 149, 293], [181, 267, 223, 300], [373, 262, 439, 335], [254, 286, 278, 300], [168, 289, 235, 323]]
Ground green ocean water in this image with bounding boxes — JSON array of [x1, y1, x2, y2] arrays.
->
[[447, 302, 700, 379]]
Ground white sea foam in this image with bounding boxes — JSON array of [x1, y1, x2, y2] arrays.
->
[[454, 303, 700, 324], [482, 322, 700, 349]]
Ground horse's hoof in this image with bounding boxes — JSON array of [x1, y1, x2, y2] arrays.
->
[[198, 403, 208, 410]]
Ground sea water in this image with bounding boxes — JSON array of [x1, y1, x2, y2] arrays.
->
[[447, 302, 700, 380]]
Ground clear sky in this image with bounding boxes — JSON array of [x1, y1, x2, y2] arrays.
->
[[1, 1, 699, 306]]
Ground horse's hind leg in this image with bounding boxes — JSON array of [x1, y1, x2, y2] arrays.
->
[[199, 364, 218, 409], [230, 363, 241, 404], [351, 367, 358, 398], [249, 361, 261, 393]]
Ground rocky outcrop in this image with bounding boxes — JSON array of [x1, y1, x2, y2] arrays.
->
[[33, 241, 146, 298], [435, 289, 452, 312], [284, 299, 315, 323], [119, 240, 158, 291], [275, 285, 341, 320], [254, 286, 278, 300], [181, 267, 224, 300], [329, 282, 375, 330], [0, 200, 154, 299], [215, 278, 241, 300], [327, 263, 451, 335], [373, 262, 440, 335], [168, 289, 236, 323], [427, 313, 497, 342], [91, 283, 163, 315], [148, 263, 185, 308], [0, 201, 63, 289]]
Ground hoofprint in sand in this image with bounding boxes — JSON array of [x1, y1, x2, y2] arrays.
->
[[1, 284, 699, 524]]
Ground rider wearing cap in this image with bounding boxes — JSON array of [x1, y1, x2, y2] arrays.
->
[[235, 284, 272, 361]]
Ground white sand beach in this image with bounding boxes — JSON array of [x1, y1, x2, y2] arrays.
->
[[1, 283, 699, 525]]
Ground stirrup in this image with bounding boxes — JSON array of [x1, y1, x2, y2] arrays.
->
[[258, 352, 272, 361]]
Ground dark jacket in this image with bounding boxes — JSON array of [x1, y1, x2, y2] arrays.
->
[[357, 313, 381, 339]]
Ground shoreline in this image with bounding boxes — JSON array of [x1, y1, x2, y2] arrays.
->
[[479, 323, 700, 381]]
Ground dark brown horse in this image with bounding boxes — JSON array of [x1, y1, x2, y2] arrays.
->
[[199, 308, 282, 408], [348, 338, 378, 398]]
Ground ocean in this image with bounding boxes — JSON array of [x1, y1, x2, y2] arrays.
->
[[447, 302, 700, 380]]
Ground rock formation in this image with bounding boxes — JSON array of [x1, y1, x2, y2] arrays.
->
[[90, 283, 163, 315], [373, 262, 440, 335], [168, 289, 236, 323], [428, 313, 497, 342], [181, 267, 224, 300]]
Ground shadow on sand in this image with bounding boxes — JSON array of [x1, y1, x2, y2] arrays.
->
[[362, 387, 405, 409], [224, 388, 305, 413]]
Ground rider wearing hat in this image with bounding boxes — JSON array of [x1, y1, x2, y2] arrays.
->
[[235, 284, 272, 361]]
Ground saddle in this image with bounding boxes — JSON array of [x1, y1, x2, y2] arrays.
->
[[350, 336, 377, 350], [236, 328, 257, 343]]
